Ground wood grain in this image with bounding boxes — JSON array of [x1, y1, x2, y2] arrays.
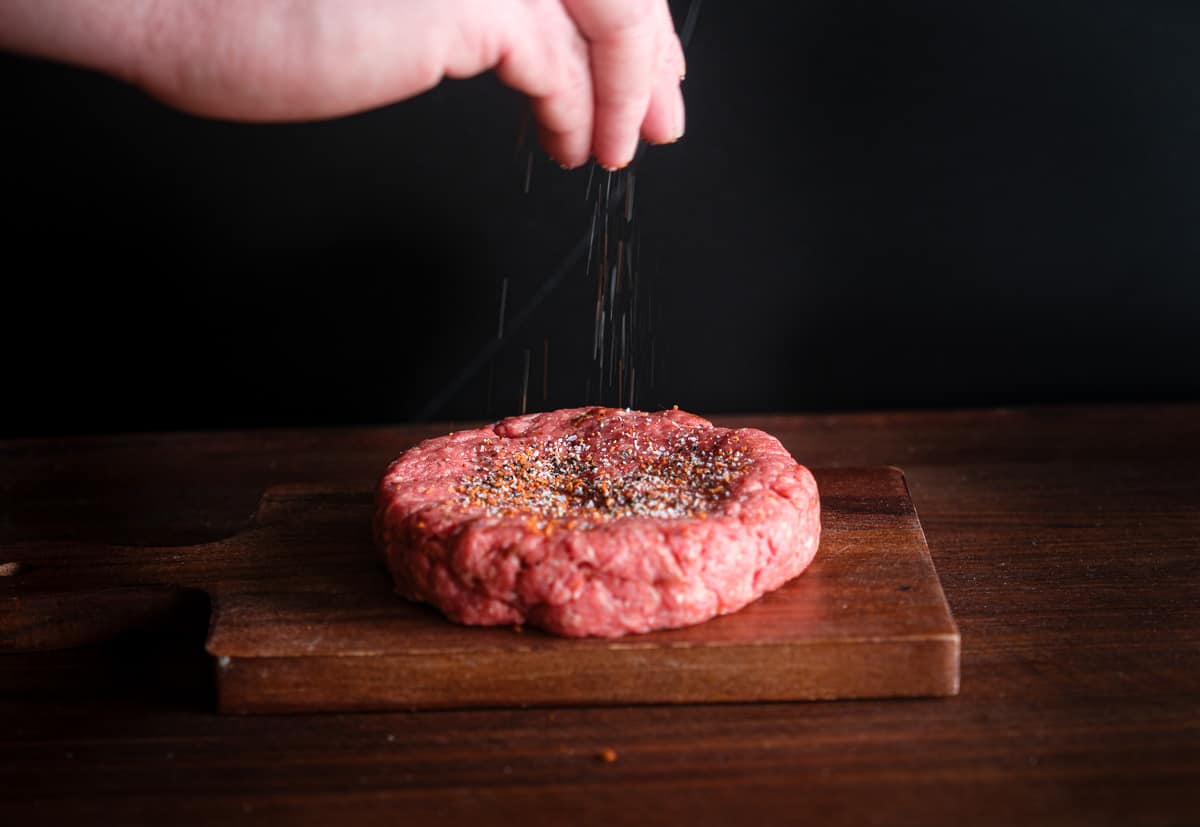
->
[[1, 468, 960, 711], [213, 467, 957, 711], [1, 405, 1198, 825]]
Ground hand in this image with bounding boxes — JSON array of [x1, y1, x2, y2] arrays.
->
[[0, 0, 687, 169]]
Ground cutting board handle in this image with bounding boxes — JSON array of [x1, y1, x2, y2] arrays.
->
[[1, 484, 374, 653]]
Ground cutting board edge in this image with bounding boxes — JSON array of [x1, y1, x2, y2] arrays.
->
[[203, 627, 962, 659], [213, 632, 960, 714]]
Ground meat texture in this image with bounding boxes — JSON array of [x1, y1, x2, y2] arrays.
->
[[374, 407, 820, 637]]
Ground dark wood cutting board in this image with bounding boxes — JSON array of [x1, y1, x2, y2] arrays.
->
[[1, 467, 959, 712]]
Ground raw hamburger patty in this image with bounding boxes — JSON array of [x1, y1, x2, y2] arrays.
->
[[374, 407, 820, 637]]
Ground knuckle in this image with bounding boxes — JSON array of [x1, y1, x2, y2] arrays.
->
[[566, 0, 657, 38], [656, 38, 680, 73], [595, 80, 652, 113]]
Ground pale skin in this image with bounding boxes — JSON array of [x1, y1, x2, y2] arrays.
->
[[0, 0, 687, 170]]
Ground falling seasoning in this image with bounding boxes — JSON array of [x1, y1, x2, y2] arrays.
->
[[520, 349, 531, 414], [579, 163, 654, 411]]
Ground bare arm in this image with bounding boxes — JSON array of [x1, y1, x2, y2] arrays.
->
[[0, 0, 686, 169]]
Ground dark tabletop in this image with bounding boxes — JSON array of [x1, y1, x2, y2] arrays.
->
[[3, 405, 1198, 825]]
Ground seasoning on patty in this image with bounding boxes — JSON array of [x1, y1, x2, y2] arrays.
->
[[375, 407, 820, 638]]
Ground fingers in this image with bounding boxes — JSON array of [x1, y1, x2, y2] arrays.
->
[[655, 0, 687, 82], [533, 99, 591, 169], [521, 35, 595, 169], [641, 73, 684, 146], [562, 0, 659, 169], [465, 0, 687, 169], [641, 1, 686, 146], [528, 29, 594, 168], [492, 1, 594, 168]]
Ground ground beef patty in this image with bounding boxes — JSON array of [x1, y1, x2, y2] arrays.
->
[[374, 407, 821, 637]]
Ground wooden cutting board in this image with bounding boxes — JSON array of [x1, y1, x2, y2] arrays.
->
[[1, 467, 959, 712]]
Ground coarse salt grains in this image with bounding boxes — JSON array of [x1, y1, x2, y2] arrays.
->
[[455, 431, 750, 526]]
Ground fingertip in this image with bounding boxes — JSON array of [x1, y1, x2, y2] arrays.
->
[[595, 146, 636, 172], [538, 126, 589, 170], [641, 79, 684, 146], [670, 34, 687, 80], [558, 147, 593, 170], [592, 108, 645, 170]]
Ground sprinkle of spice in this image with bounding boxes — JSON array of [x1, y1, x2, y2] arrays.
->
[[453, 428, 751, 528]]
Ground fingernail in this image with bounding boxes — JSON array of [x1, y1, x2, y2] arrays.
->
[[673, 89, 686, 140], [602, 148, 635, 170], [549, 152, 585, 170]]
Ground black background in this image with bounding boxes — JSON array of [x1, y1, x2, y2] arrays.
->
[[3, 0, 1198, 437]]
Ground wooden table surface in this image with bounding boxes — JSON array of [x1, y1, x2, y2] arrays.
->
[[3, 405, 1198, 825]]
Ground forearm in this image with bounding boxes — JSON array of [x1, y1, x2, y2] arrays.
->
[[0, 0, 449, 122], [0, 0, 154, 82], [0, 0, 685, 166], [0, 0, 274, 118]]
